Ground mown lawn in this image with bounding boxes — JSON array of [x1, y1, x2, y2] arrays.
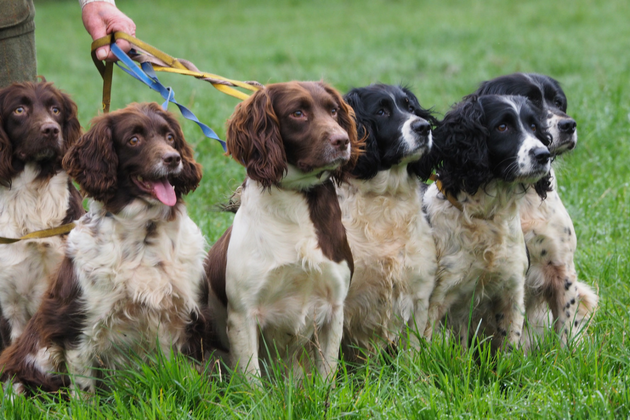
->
[[1, 0, 628, 418]]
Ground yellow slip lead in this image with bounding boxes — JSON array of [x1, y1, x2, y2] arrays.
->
[[0, 223, 76, 244], [91, 32, 262, 112], [429, 173, 465, 213]]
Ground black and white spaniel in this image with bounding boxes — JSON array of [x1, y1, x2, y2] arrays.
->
[[472, 73, 598, 347], [337, 84, 437, 360], [423, 94, 552, 351], [206, 81, 361, 380], [0, 81, 84, 349], [0, 103, 223, 395]]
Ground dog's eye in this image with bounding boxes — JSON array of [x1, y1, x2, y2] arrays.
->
[[377, 109, 389, 117], [530, 123, 537, 132], [14, 106, 25, 115], [51, 107, 60, 115], [497, 124, 508, 132], [408, 105, 415, 112], [291, 110, 304, 118], [331, 108, 337, 117], [128, 136, 139, 146], [554, 99, 563, 107], [166, 133, 174, 143]]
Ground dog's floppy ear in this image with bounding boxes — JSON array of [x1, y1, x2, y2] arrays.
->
[[434, 96, 492, 197], [343, 89, 379, 180], [58, 88, 82, 151], [226, 87, 287, 188], [0, 88, 16, 187], [150, 104, 202, 197], [321, 83, 362, 182], [62, 114, 118, 202], [0, 119, 13, 188]]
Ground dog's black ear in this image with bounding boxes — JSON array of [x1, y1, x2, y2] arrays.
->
[[63, 114, 118, 202], [343, 89, 380, 180], [433, 96, 492, 197]]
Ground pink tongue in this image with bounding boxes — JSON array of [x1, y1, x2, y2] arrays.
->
[[152, 179, 177, 206]]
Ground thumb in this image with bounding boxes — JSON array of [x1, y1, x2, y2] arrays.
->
[[96, 46, 110, 61]]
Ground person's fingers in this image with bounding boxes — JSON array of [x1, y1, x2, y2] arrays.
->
[[114, 38, 133, 54], [83, 2, 137, 61], [97, 39, 131, 62]]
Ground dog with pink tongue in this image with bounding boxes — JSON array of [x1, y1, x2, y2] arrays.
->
[[0, 103, 215, 395]]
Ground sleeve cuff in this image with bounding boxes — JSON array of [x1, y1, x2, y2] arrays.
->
[[80, 0, 116, 9]]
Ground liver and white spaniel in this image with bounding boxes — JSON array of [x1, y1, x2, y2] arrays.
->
[[206, 81, 361, 380], [0, 103, 223, 395], [472, 73, 598, 347], [423, 95, 552, 352], [0, 81, 84, 349], [337, 84, 437, 360]]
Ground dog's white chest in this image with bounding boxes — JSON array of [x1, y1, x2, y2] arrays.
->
[[0, 167, 71, 339], [338, 173, 437, 343], [0, 165, 70, 237], [425, 183, 529, 307], [226, 185, 351, 348], [69, 201, 206, 354]]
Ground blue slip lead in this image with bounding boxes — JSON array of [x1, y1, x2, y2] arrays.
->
[[109, 43, 226, 152]]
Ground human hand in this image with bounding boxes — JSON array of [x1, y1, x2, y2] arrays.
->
[[82, 2, 136, 61]]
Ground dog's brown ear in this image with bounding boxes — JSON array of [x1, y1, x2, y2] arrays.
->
[[58, 89, 82, 151], [62, 114, 118, 202], [321, 83, 363, 182], [0, 88, 16, 187], [153, 104, 203, 197], [0, 120, 13, 188], [226, 87, 287, 188]]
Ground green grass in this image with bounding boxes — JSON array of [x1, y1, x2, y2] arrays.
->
[[3, 0, 628, 417]]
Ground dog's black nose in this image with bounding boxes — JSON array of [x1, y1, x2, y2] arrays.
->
[[558, 118, 576, 134], [41, 123, 60, 138], [162, 151, 181, 167], [330, 132, 350, 151], [411, 120, 431, 136], [531, 147, 551, 165]]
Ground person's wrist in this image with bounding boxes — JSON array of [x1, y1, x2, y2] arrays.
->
[[79, 0, 116, 9]]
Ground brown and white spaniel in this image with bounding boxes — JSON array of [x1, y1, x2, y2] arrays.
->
[[206, 81, 361, 380], [0, 103, 223, 395], [0, 81, 84, 350]]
